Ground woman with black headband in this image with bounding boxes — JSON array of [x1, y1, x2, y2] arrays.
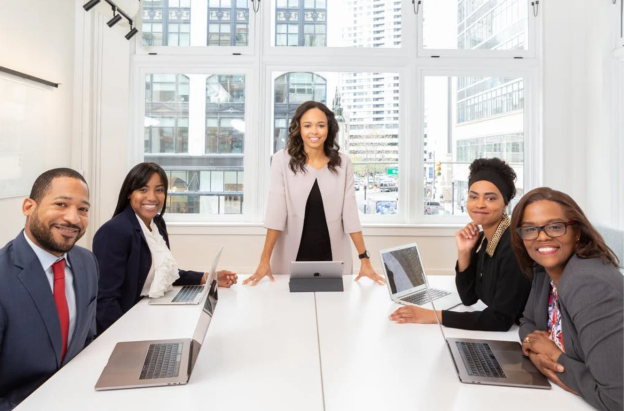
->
[[390, 158, 531, 331]]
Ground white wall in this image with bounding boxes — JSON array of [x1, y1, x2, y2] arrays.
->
[[0, 0, 76, 246], [541, 0, 588, 207], [72, 2, 132, 242], [584, 0, 624, 228]]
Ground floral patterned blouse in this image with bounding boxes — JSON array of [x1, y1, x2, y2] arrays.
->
[[548, 279, 565, 352]]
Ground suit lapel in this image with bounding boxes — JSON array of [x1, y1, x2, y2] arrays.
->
[[66, 251, 86, 362], [13, 232, 63, 367], [125, 205, 151, 290]]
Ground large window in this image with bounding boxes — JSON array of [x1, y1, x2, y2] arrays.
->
[[208, 0, 250, 46], [423, 75, 525, 217], [142, 0, 191, 46], [141, 0, 251, 48], [421, 0, 532, 56], [270, 0, 402, 48], [272, 71, 400, 216], [144, 73, 247, 218], [135, 0, 538, 224]]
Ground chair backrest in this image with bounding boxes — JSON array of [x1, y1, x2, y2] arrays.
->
[[596, 225, 624, 271]]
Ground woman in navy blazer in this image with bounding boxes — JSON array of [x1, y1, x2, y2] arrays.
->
[[94, 163, 237, 333]]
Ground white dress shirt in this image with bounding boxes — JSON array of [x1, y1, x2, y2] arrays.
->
[[136, 214, 179, 297], [23, 232, 77, 346]]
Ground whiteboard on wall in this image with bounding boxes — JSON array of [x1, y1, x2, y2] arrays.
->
[[0, 74, 48, 199]]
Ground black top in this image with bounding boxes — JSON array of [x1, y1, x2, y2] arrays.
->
[[296, 179, 332, 261], [442, 228, 532, 331]]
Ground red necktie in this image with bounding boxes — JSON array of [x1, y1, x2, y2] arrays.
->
[[52, 259, 69, 362]]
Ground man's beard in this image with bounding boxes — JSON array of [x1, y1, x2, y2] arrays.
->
[[29, 212, 84, 254]]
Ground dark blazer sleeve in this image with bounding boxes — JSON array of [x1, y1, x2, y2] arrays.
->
[[93, 222, 132, 333], [518, 268, 546, 341], [0, 304, 11, 411], [443, 245, 532, 331], [155, 216, 203, 286], [556, 266, 624, 411]]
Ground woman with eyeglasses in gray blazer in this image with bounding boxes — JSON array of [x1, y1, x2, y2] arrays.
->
[[510, 187, 622, 411]]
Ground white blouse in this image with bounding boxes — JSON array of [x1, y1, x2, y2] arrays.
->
[[136, 214, 180, 298]]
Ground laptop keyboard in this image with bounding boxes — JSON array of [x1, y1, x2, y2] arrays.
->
[[171, 285, 204, 303], [456, 342, 506, 379], [140, 343, 183, 380], [401, 288, 450, 305]]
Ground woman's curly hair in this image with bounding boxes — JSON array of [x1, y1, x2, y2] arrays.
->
[[286, 100, 341, 175]]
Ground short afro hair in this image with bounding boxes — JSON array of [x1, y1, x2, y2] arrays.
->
[[29, 168, 88, 202]]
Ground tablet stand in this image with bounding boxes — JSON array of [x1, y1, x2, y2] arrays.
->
[[289, 277, 344, 292]]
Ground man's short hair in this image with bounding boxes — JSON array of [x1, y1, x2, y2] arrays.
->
[[29, 168, 88, 202]]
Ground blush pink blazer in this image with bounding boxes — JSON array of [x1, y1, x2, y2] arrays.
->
[[264, 149, 362, 274]]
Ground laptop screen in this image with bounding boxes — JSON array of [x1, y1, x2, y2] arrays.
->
[[381, 245, 426, 295]]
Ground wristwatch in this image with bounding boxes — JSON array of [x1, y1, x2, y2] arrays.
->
[[358, 250, 370, 259]]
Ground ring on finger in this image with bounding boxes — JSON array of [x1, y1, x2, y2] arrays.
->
[[523, 337, 530, 344]]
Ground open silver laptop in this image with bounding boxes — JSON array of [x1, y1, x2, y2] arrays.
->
[[427, 273, 551, 388], [95, 273, 219, 390], [379, 244, 461, 311], [149, 247, 223, 305], [290, 261, 344, 279]]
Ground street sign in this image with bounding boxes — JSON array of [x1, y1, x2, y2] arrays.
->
[[387, 167, 398, 175]]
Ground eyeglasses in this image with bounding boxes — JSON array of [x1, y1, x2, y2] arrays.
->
[[516, 221, 578, 240]]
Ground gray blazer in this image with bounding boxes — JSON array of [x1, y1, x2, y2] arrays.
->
[[519, 255, 623, 411], [264, 150, 362, 274], [0, 232, 99, 410]]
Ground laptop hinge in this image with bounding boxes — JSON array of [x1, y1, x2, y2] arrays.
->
[[188, 339, 202, 377]]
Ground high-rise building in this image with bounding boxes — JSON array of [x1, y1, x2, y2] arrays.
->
[[453, 0, 526, 202], [339, 1, 402, 170]]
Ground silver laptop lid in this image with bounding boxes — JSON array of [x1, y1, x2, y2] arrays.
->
[[204, 247, 223, 290], [188, 248, 222, 373], [379, 243, 427, 299]]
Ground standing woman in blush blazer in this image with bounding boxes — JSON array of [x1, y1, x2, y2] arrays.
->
[[243, 101, 385, 286], [94, 163, 237, 333]]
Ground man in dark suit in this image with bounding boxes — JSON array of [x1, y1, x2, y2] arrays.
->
[[0, 168, 98, 410]]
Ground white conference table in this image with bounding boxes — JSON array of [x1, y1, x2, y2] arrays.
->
[[315, 276, 592, 411], [16, 275, 592, 411], [16, 276, 323, 411]]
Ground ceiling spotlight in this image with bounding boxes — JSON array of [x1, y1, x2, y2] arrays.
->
[[83, 0, 101, 11], [107, 9, 122, 27], [125, 25, 138, 40]]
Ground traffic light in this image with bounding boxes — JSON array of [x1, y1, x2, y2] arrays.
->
[[435, 161, 442, 177]]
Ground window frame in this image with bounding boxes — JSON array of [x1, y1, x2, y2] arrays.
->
[[417, 0, 537, 59], [261, 0, 416, 59], [133, 62, 260, 223], [415, 61, 541, 224], [136, 0, 258, 56], [262, 64, 410, 225], [129, 1, 541, 227], [619, 0, 624, 49]]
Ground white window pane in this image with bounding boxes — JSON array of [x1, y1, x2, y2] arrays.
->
[[423, 75, 525, 217], [272, 71, 400, 216], [423, 0, 528, 51], [211, 172, 224, 191], [273, 0, 401, 48], [144, 73, 245, 216]]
